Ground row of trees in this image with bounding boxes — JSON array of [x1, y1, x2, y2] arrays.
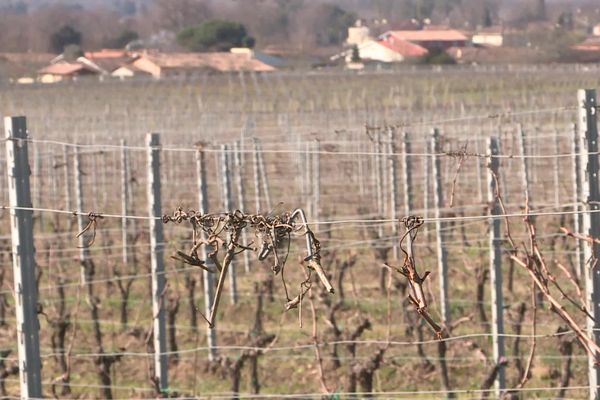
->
[[1, 0, 598, 54], [176, 20, 255, 52], [0, 1, 357, 54], [49, 20, 256, 54]]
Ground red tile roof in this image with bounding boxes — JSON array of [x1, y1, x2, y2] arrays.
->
[[573, 37, 600, 52], [38, 63, 86, 75], [84, 49, 128, 59], [379, 37, 428, 57], [91, 56, 138, 72], [386, 30, 468, 42], [139, 52, 275, 72]]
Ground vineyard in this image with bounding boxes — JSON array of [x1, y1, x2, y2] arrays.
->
[[1, 65, 600, 399]]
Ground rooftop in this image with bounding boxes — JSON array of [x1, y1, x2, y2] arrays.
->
[[573, 37, 600, 52], [139, 51, 275, 72], [378, 37, 428, 57], [38, 63, 88, 75], [91, 56, 138, 72], [384, 30, 468, 42], [84, 49, 129, 59]]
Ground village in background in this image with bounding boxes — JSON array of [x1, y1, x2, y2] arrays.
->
[[0, 0, 600, 83]]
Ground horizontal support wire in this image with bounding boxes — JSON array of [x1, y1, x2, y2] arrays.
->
[[0, 203, 597, 225], [13, 136, 596, 159], [1, 330, 574, 359]]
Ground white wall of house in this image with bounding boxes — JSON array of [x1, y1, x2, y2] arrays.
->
[[350, 40, 404, 63], [39, 74, 63, 83], [472, 33, 503, 47], [347, 25, 370, 46], [16, 77, 35, 84], [594, 24, 600, 36], [112, 66, 136, 79]]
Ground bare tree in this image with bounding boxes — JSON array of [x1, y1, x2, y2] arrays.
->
[[148, 0, 212, 32]]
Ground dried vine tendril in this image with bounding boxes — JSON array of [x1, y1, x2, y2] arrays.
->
[[162, 207, 333, 328], [386, 215, 446, 339]]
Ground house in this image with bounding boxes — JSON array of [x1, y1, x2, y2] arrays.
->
[[331, 22, 429, 64], [84, 49, 142, 77], [472, 27, 504, 47], [84, 49, 128, 59], [379, 29, 469, 51], [230, 47, 286, 68], [347, 20, 370, 46], [379, 35, 432, 57], [571, 37, 600, 62], [36, 47, 276, 82], [16, 77, 35, 84], [111, 64, 150, 79], [354, 40, 404, 62], [37, 62, 102, 83], [446, 46, 486, 63], [37, 53, 108, 83], [572, 37, 600, 52], [131, 50, 275, 78], [332, 28, 467, 64], [331, 38, 426, 63], [92, 57, 136, 75], [39, 51, 105, 82], [40, 49, 142, 82]]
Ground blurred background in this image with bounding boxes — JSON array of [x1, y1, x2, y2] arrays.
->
[[0, 0, 600, 80], [1, 1, 600, 400]]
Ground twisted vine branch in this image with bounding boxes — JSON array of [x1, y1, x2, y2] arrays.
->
[[162, 207, 333, 327]]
